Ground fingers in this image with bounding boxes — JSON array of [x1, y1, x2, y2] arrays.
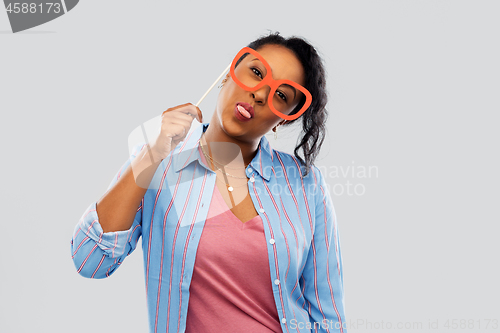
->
[[163, 111, 195, 123], [196, 106, 203, 123], [162, 103, 191, 115], [165, 125, 186, 139], [162, 103, 203, 123], [164, 124, 187, 149], [166, 118, 192, 130], [152, 103, 203, 161]]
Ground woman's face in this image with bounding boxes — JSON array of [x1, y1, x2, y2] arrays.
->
[[214, 44, 305, 142]]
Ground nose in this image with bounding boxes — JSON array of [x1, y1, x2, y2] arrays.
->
[[250, 85, 271, 106]]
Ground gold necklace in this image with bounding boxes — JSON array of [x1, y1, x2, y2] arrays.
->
[[200, 133, 248, 170], [202, 148, 251, 191], [201, 141, 248, 180], [199, 138, 249, 179], [210, 162, 249, 179], [199, 134, 254, 192], [213, 174, 250, 191]]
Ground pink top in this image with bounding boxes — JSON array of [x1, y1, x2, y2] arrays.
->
[[185, 145, 282, 333]]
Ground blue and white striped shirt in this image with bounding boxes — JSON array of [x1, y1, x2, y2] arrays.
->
[[71, 122, 347, 333]]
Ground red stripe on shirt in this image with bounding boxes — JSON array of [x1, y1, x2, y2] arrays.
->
[[77, 244, 98, 273]]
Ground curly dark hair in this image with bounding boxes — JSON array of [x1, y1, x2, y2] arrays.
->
[[244, 31, 329, 178]]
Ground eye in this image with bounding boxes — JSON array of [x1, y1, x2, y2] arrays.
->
[[251, 67, 263, 79], [276, 90, 288, 102]]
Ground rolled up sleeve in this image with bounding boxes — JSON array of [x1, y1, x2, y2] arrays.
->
[[70, 143, 146, 279]]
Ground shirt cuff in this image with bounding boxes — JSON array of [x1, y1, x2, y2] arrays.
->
[[77, 201, 133, 259]]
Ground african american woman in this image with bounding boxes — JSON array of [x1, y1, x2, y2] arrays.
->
[[71, 32, 347, 333]]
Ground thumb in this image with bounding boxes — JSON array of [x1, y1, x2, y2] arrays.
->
[[195, 106, 203, 123]]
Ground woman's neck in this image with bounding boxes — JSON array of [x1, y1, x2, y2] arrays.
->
[[201, 123, 259, 168]]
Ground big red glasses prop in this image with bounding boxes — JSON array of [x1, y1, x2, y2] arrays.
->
[[196, 47, 312, 121]]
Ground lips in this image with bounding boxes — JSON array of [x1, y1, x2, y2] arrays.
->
[[236, 102, 254, 119]]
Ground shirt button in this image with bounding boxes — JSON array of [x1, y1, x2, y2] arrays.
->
[[274, 279, 280, 285], [249, 177, 255, 182], [282, 318, 287, 324], [259, 208, 265, 213], [247, 167, 252, 173], [269, 239, 275, 244]]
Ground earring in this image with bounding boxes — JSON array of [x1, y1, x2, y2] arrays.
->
[[273, 124, 280, 140], [218, 77, 228, 89]]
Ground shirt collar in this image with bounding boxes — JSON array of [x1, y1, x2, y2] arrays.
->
[[172, 122, 273, 181]]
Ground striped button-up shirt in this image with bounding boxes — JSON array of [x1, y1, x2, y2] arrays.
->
[[71, 122, 347, 333]]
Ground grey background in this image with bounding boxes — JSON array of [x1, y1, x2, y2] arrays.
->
[[1, 1, 498, 332]]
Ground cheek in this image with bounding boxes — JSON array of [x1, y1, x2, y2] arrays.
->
[[218, 82, 233, 101], [225, 80, 243, 96], [216, 86, 235, 114], [218, 82, 244, 107]]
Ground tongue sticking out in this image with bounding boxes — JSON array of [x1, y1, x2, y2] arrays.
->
[[237, 105, 252, 118]]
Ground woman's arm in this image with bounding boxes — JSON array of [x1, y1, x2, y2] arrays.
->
[[96, 144, 160, 233], [301, 166, 347, 333], [70, 143, 149, 278], [71, 103, 202, 278], [95, 103, 202, 233]]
